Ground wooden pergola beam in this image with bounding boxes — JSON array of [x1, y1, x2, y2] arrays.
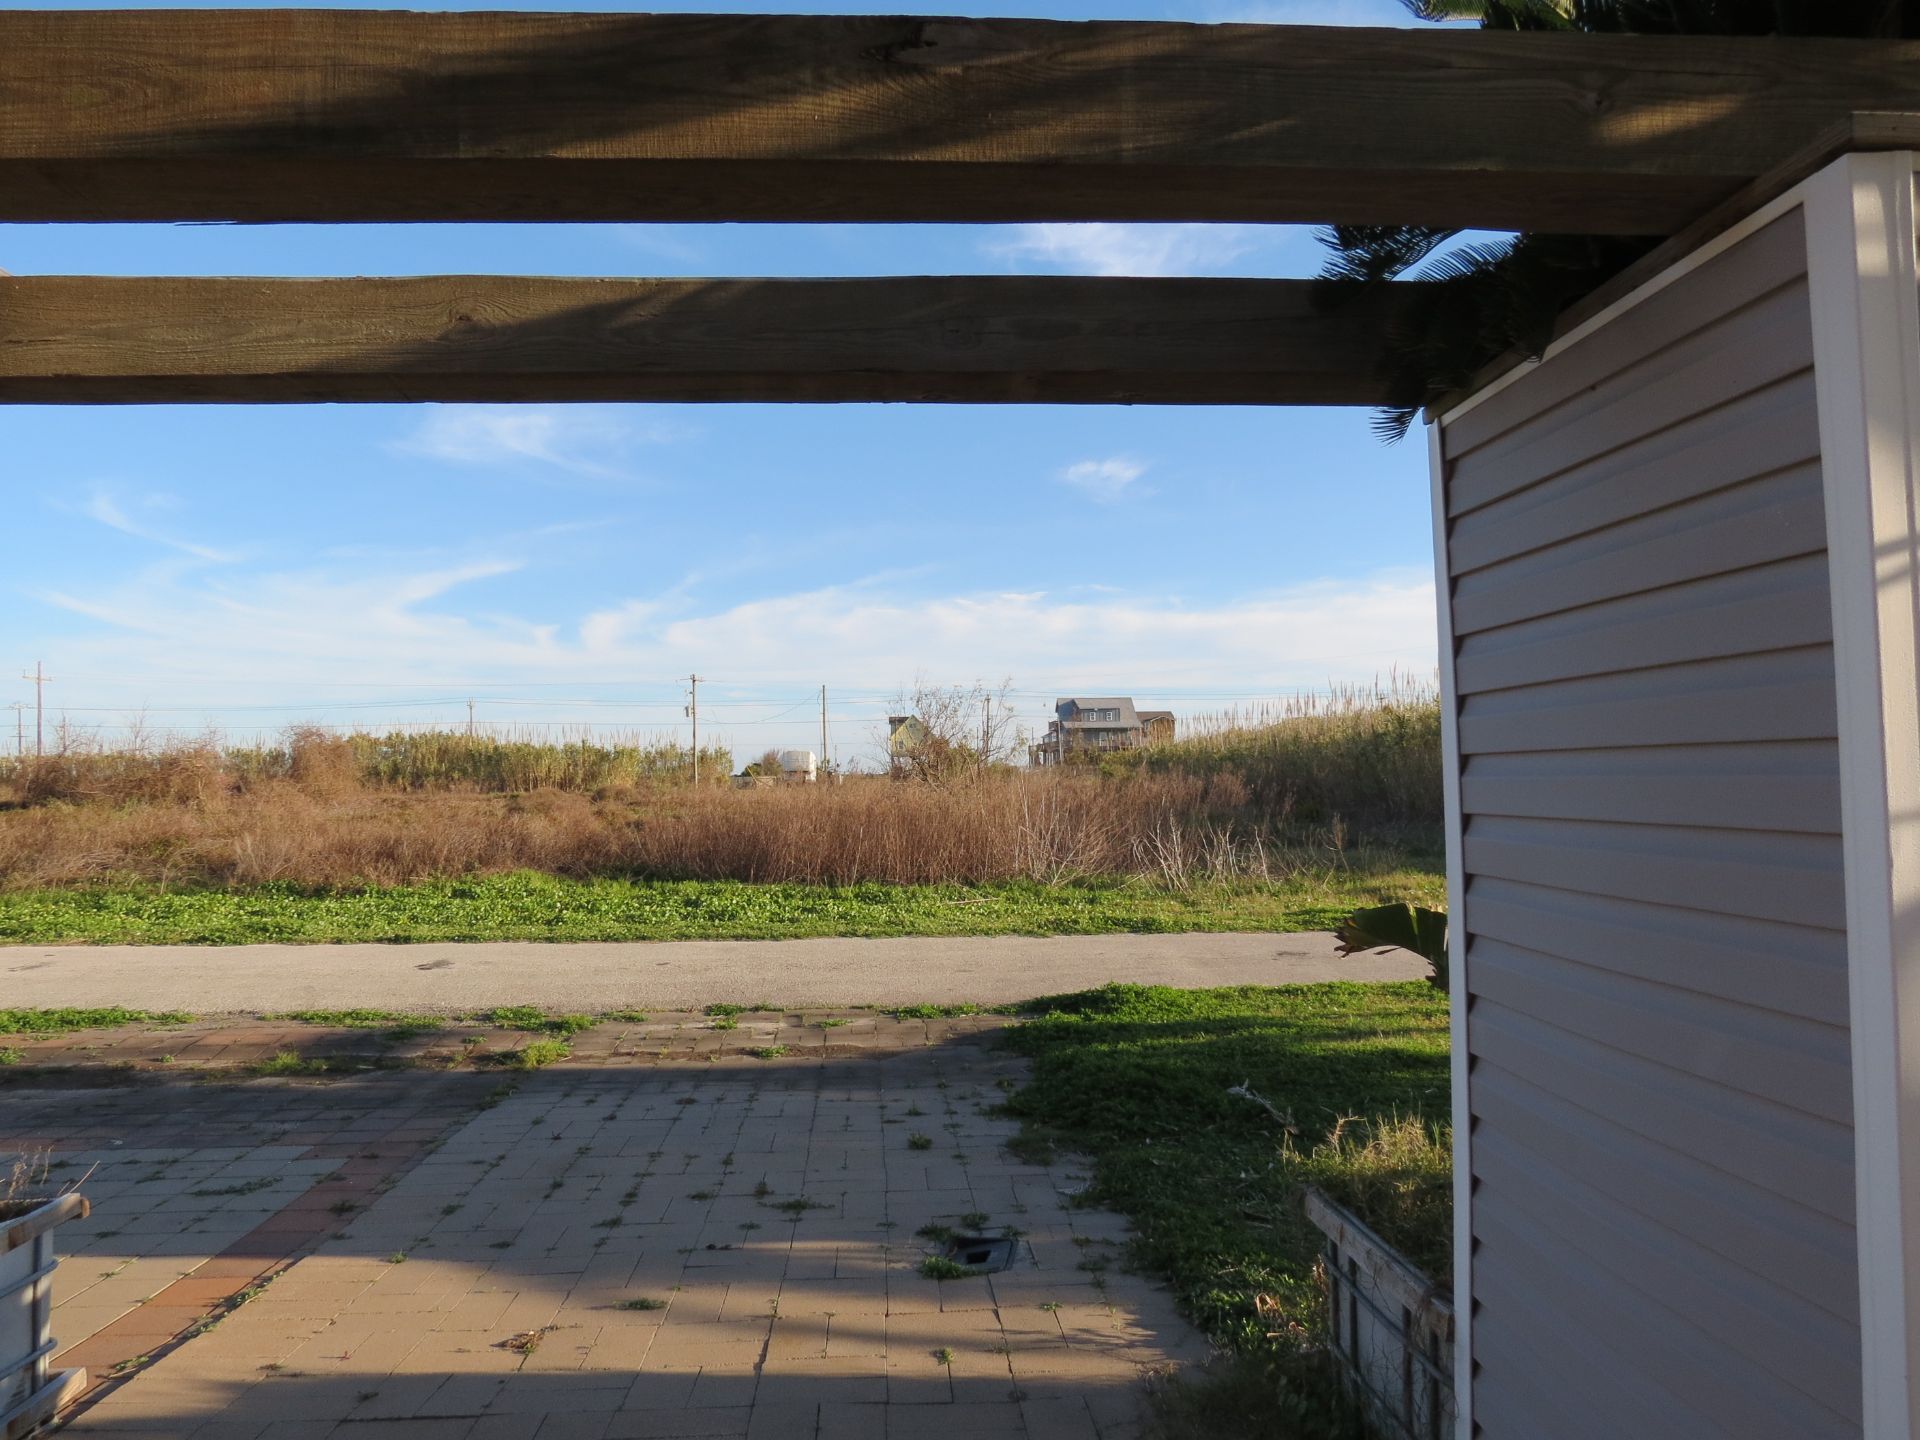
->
[[0, 274, 1410, 406], [6, 11, 1919, 232]]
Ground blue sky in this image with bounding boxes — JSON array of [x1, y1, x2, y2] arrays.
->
[[2, 0, 1441, 768]]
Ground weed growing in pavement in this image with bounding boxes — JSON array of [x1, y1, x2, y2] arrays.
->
[[278, 1009, 443, 1036], [907, 1134, 933, 1151], [749, 1045, 789, 1059], [918, 1256, 978, 1282], [770, 1197, 827, 1215], [617, 1297, 667, 1311], [890, 1003, 984, 1020], [484, 1007, 595, 1037], [0, 1048, 21, 1066], [252, 1051, 336, 1077], [0, 1008, 193, 1035], [504, 1040, 570, 1070], [191, 1178, 275, 1198]]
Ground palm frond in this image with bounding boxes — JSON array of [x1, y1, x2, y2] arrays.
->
[[1338, 0, 1920, 440]]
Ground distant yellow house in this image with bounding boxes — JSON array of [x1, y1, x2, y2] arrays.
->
[[885, 715, 932, 774]]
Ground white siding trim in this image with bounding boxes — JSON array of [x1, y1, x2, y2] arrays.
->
[[1439, 183, 1809, 429], [1428, 419, 1473, 1439], [1805, 148, 1920, 1440]]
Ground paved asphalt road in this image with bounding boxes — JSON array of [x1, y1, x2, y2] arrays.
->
[[1, 932, 1426, 1013]]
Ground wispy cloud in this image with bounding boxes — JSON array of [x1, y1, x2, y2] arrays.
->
[[81, 492, 235, 563], [391, 406, 684, 481], [36, 556, 1436, 712], [984, 223, 1273, 278], [1059, 457, 1150, 503]]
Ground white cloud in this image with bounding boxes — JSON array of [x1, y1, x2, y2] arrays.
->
[[81, 492, 235, 563], [985, 223, 1268, 278], [391, 405, 682, 481], [35, 556, 1438, 760], [1059, 457, 1149, 503]]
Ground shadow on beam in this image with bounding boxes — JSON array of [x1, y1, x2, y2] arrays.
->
[[0, 274, 1414, 406], [4, 11, 1918, 229]]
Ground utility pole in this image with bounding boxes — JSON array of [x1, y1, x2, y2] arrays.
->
[[820, 685, 829, 780], [685, 674, 702, 784], [19, 662, 49, 757], [6, 702, 24, 757], [466, 698, 476, 737]]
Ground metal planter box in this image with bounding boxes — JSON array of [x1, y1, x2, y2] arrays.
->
[[1305, 1187, 1454, 1440], [1, 1194, 88, 1440]]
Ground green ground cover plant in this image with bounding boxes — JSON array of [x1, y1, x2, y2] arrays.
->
[[275, 1009, 444, 1036], [1002, 982, 1450, 1435], [0, 869, 1440, 946], [0, 1007, 193, 1034]]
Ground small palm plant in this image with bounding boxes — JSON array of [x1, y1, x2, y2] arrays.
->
[[1321, 0, 1920, 440], [1335, 902, 1451, 993]]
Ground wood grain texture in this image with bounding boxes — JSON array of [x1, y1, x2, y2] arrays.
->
[[4, 10, 1918, 229], [0, 274, 1407, 404]]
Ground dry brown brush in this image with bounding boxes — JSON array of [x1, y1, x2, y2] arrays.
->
[[0, 705, 1438, 891]]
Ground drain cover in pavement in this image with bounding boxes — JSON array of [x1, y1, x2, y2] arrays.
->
[[943, 1234, 1020, 1271]]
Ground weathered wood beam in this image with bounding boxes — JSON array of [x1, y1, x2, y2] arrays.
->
[[0, 274, 1409, 405], [5, 11, 1919, 232]]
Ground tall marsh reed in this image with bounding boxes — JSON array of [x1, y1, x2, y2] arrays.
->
[[0, 696, 1440, 891], [1104, 678, 1442, 826]]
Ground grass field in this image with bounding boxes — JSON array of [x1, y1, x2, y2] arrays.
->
[[1005, 982, 1451, 1437], [0, 865, 1444, 945]]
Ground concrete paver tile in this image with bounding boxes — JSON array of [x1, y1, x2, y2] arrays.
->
[[741, 1402, 819, 1440], [887, 1401, 1027, 1438], [14, 1031, 1192, 1440], [1020, 1397, 1101, 1440], [815, 1402, 886, 1440], [533, 1416, 614, 1440], [605, 1408, 751, 1438]]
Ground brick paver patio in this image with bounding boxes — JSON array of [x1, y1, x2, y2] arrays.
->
[[3, 1012, 1209, 1438]]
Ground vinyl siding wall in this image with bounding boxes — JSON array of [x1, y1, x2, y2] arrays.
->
[[1436, 209, 1859, 1438]]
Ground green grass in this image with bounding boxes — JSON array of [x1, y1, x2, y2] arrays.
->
[[889, 1002, 985, 1020], [918, 1255, 978, 1281], [503, 1039, 571, 1070], [482, 1007, 595, 1037], [1001, 981, 1450, 1422], [274, 1009, 444, 1036], [252, 1050, 336, 1077], [0, 870, 1442, 946], [0, 1007, 193, 1035]]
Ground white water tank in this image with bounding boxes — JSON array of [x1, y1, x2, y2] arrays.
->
[[777, 749, 817, 782]]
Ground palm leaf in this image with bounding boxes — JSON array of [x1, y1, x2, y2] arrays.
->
[[1336, 0, 1920, 439]]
